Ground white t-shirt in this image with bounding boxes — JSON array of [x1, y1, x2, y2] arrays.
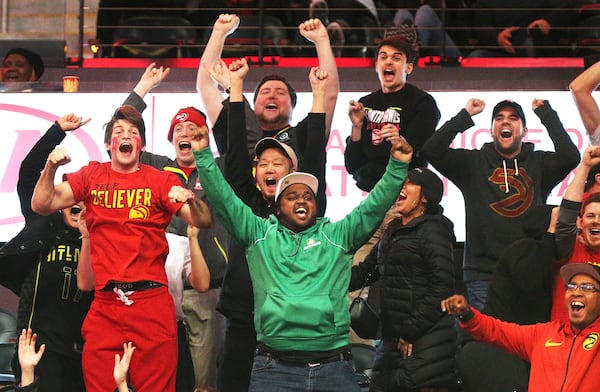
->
[[165, 232, 192, 321]]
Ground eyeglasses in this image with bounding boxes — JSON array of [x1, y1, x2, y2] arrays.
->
[[70, 206, 82, 215], [565, 283, 600, 293]]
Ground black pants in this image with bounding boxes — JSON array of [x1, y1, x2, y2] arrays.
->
[[177, 319, 195, 392], [217, 318, 257, 392]]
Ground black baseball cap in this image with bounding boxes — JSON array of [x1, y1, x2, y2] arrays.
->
[[492, 100, 526, 127]]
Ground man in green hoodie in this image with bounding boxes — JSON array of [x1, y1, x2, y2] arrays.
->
[[192, 120, 412, 391]]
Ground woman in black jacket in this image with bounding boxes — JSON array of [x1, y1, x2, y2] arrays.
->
[[351, 167, 457, 391]]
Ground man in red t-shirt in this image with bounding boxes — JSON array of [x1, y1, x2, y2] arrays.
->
[[31, 105, 212, 392]]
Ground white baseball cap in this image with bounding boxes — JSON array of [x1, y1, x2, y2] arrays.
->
[[275, 172, 319, 202]]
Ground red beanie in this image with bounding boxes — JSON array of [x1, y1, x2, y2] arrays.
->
[[168, 107, 208, 142]]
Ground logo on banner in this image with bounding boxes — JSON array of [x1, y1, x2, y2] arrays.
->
[[0, 104, 102, 228]]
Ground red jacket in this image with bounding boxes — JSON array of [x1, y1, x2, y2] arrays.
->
[[461, 308, 600, 391]]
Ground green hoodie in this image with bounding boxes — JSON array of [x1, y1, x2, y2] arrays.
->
[[194, 147, 408, 351]]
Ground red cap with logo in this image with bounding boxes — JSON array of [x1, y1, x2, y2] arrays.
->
[[168, 107, 208, 142]]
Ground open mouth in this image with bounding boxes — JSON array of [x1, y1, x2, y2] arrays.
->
[[119, 143, 133, 153], [266, 103, 278, 110], [295, 206, 308, 218], [179, 141, 191, 150], [571, 300, 585, 315], [590, 228, 600, 236], [383, 69, 395, 77], [265, 178, 277, 186], [500, 129, 512, 138]]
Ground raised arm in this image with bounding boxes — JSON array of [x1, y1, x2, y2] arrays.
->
[[421, 99, 483, 179], [186, 225, 210, 293], [76, 207, 95, 291], [31, 147, 78, 215], [570, 61, 600, 143], [171, 187, 213, 229], [532, 99, 580, 185], [564, 146, 600, 203], [17, 328, 45, 388], [299, 18, 339, 137], [196, 14, 240, 125], [18, 114, 88, 219], [132, 62, 170, 99]]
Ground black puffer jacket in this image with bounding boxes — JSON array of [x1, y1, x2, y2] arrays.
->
[[350, 213, 457, 390]]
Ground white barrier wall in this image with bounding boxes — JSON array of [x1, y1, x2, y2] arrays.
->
[[0, 90, 591, 243]]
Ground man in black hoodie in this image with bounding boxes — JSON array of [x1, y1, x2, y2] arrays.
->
[[422, 97, 580, 310]]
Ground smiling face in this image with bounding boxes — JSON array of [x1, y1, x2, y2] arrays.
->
[[395, 179, 426, 223], [2, 53, 36, 82], [577, 202, 600, 251], [276, 183, 317, 232], [566, 274, 600, 332], [490, 106, 527, 159], [172, 120, 204, 168], [253, 80, 293, 131], [256, 148, 295, 203], [375, 45, 413, 94], [105, 119, 143, 173]]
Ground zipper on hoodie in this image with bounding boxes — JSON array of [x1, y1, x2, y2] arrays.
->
[[559, 334, 577, 392]]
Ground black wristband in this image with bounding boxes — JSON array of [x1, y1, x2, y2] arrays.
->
[[458, 309, 475, 322]]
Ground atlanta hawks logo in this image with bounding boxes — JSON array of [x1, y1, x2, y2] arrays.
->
[[176, 112, 189, 122], [129, 205, 150, 220], [488, 167, 534, 217], [583, 332, 599, 351]]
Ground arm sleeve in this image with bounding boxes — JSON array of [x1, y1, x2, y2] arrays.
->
[[555, 199, 580, 260], [535, 101, 581, 190], [401, 94, 441, 167], [224, 101, 262, 206], [344, 136, 367, 175], [349, 243, 380, 291], [195, 148, 263, 249], [213, 97, 262, 157], [17, 122, 65, 219], [461, 308, 537, 361], [298, 113, 327, 216], [336, 158, 409, 252], [122, 91, 147, 113], [421, 108, 474, 180]]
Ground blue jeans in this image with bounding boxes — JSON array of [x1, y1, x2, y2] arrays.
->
[[249, 353, 360, 392], [465, 280, 490, 311], [394, 5, 462, 58]]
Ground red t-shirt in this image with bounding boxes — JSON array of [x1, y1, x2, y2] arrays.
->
[[66, 162, 184, 290]]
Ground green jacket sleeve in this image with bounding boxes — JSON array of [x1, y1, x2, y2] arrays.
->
[[335, 158, 409, 253], [194, 147, 264, 249]]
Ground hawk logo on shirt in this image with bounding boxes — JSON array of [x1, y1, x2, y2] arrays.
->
[[129, 205, 150, 220], [488, 167, 534, 218], [583, 332, 599, 351]]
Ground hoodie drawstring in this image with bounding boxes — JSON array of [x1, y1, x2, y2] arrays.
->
[[501, 159, 519, 193], [502, 160, 509, 193]]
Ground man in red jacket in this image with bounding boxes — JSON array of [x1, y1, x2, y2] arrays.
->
[[442, 261, 600, 391]]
